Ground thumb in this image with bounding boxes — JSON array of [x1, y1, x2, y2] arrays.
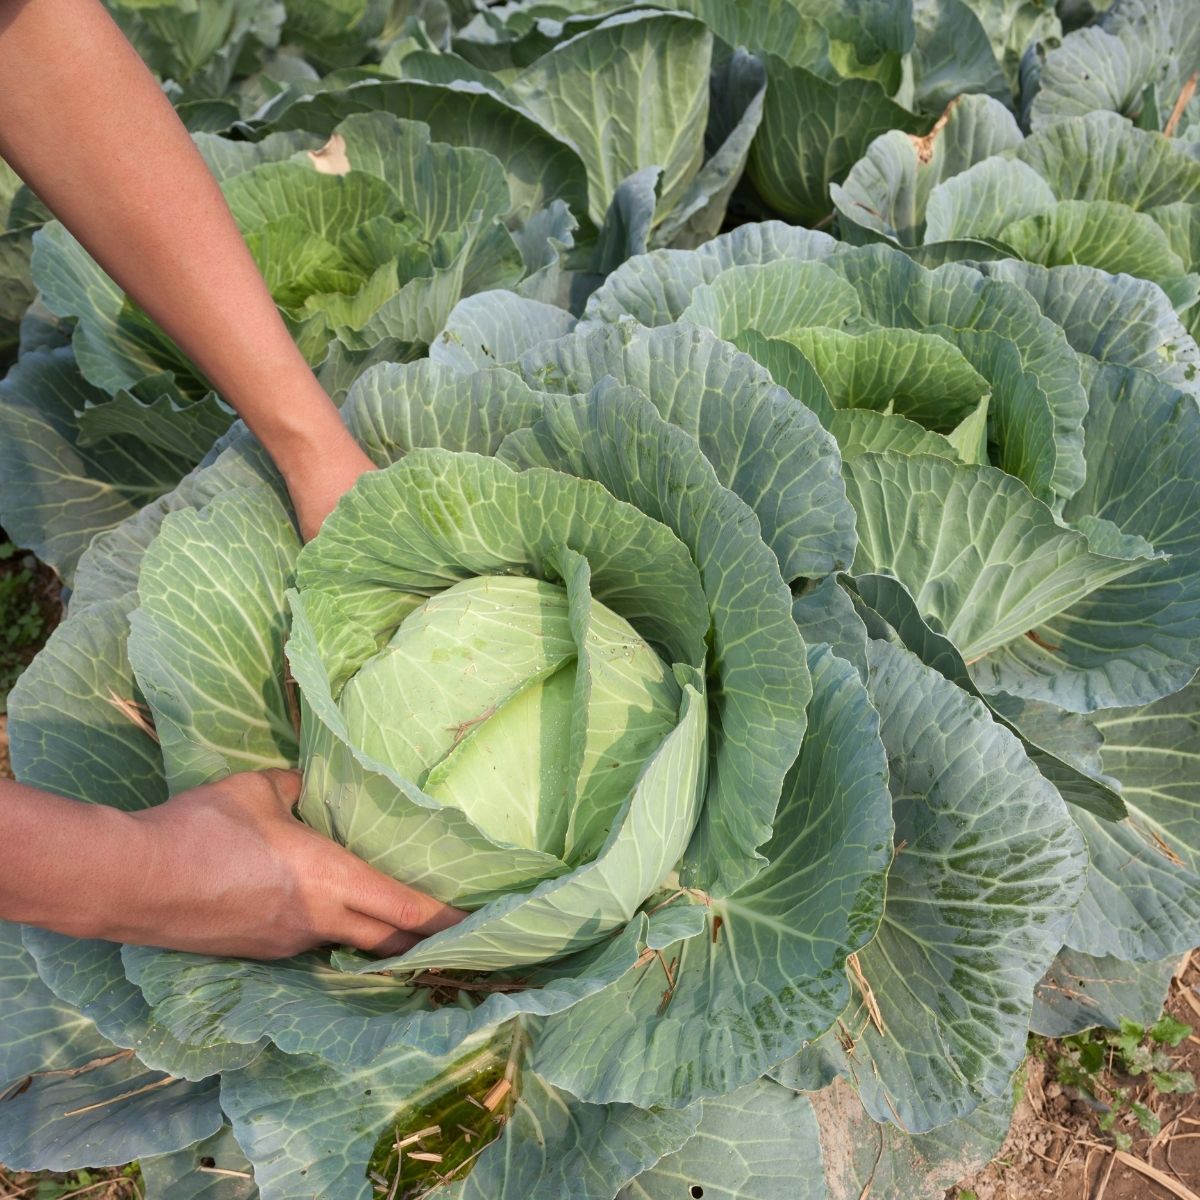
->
[[345, 859, 466, 936]]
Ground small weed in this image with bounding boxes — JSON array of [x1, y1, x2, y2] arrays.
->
[[0, 1162, 142, 1199], [0, 540, 51, 709], [1053, 1013, 1195, 1150]]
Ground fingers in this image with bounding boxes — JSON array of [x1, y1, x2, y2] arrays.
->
[[345, 859, 466, 936], [367, 928, 422, 958], [216, 768, 464, 953], [333, 911, 421, 958]]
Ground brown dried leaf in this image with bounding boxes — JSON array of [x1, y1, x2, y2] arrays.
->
[[309, 134, 351, 175]]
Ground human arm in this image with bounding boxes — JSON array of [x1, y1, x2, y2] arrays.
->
[[0, 770, 463, 958], [0, 0, 371, 540]]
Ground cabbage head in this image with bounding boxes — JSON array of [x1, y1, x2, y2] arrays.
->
[[283, 445, 721, 952]]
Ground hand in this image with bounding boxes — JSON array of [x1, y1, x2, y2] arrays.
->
[[278, 425, 377, 542], [115, 769, 464, 959]]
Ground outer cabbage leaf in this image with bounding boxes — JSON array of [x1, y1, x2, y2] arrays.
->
[[127, 486, 301, 793], [825, 246, 1089, 505], [430, 292, 576, 373], [622, 1074, 1012, 1200], [528, 643, 891, 1109], [68, 430, 282, 615], [972, 364, 1200, 711], [1016, 112, 1200, 211], [923, 156, 1055, 242], [0, 920, 97, 1086], [979, 260, 1200, 403], [844, 451, 1156, 662], [1028, 0, 1200, 132], [514, 319, 856, 581], [618, 1078, 825, 1200], [1058, 670, 1200, 961], [506, 12, 711, 228], [999, 199, 1189, 286], [33, 219, 201, 397], [676, 244, 1089, 506], [1031, 948, 1180, 1037], [108, 0, 285, 117], [0, 925, 221, 1173], [850, 571, 1126, 820], [774, 641, 1087, 1132], [0, 349, 202, 584], [791, 576, 870, 679], [121, 908, 705, 1068], [9, 595, 166, 812], [254, 77, 591, 221], [583, 220, 837, 327], [657, 48, 766, 249], [670, 0, 915, 75], [140, 1125, 258, 1200], [747, 54, 926, 227], [220, 1027, 701, 1200], [910, 0, 1009, 113], [21, 926, 262, 1082]]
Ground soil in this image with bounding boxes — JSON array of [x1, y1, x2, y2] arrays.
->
[[953, 953, 1200, 1200]]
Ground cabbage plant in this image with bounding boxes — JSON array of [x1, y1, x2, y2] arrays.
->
[[3, 6, 1200, 1191], [834, 95, 1200, 337], [1020, 0, 1200, 136], [259, 8, 767, 272], [651, 0, 1057, 227], [0, 260, 1113, 1195], [104, 0, 290, 133], [36, 110, 529, 396]]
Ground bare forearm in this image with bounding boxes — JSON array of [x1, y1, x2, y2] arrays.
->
[[0, 779, 143, 938], [0, 0, 362, 481]]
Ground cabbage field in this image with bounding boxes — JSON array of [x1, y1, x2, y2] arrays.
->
[[2, 0, 1200, 1197]]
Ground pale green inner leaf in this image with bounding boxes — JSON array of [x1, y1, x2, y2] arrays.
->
[[780, 326, 990, 431], [338, 575, 678, 857]]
